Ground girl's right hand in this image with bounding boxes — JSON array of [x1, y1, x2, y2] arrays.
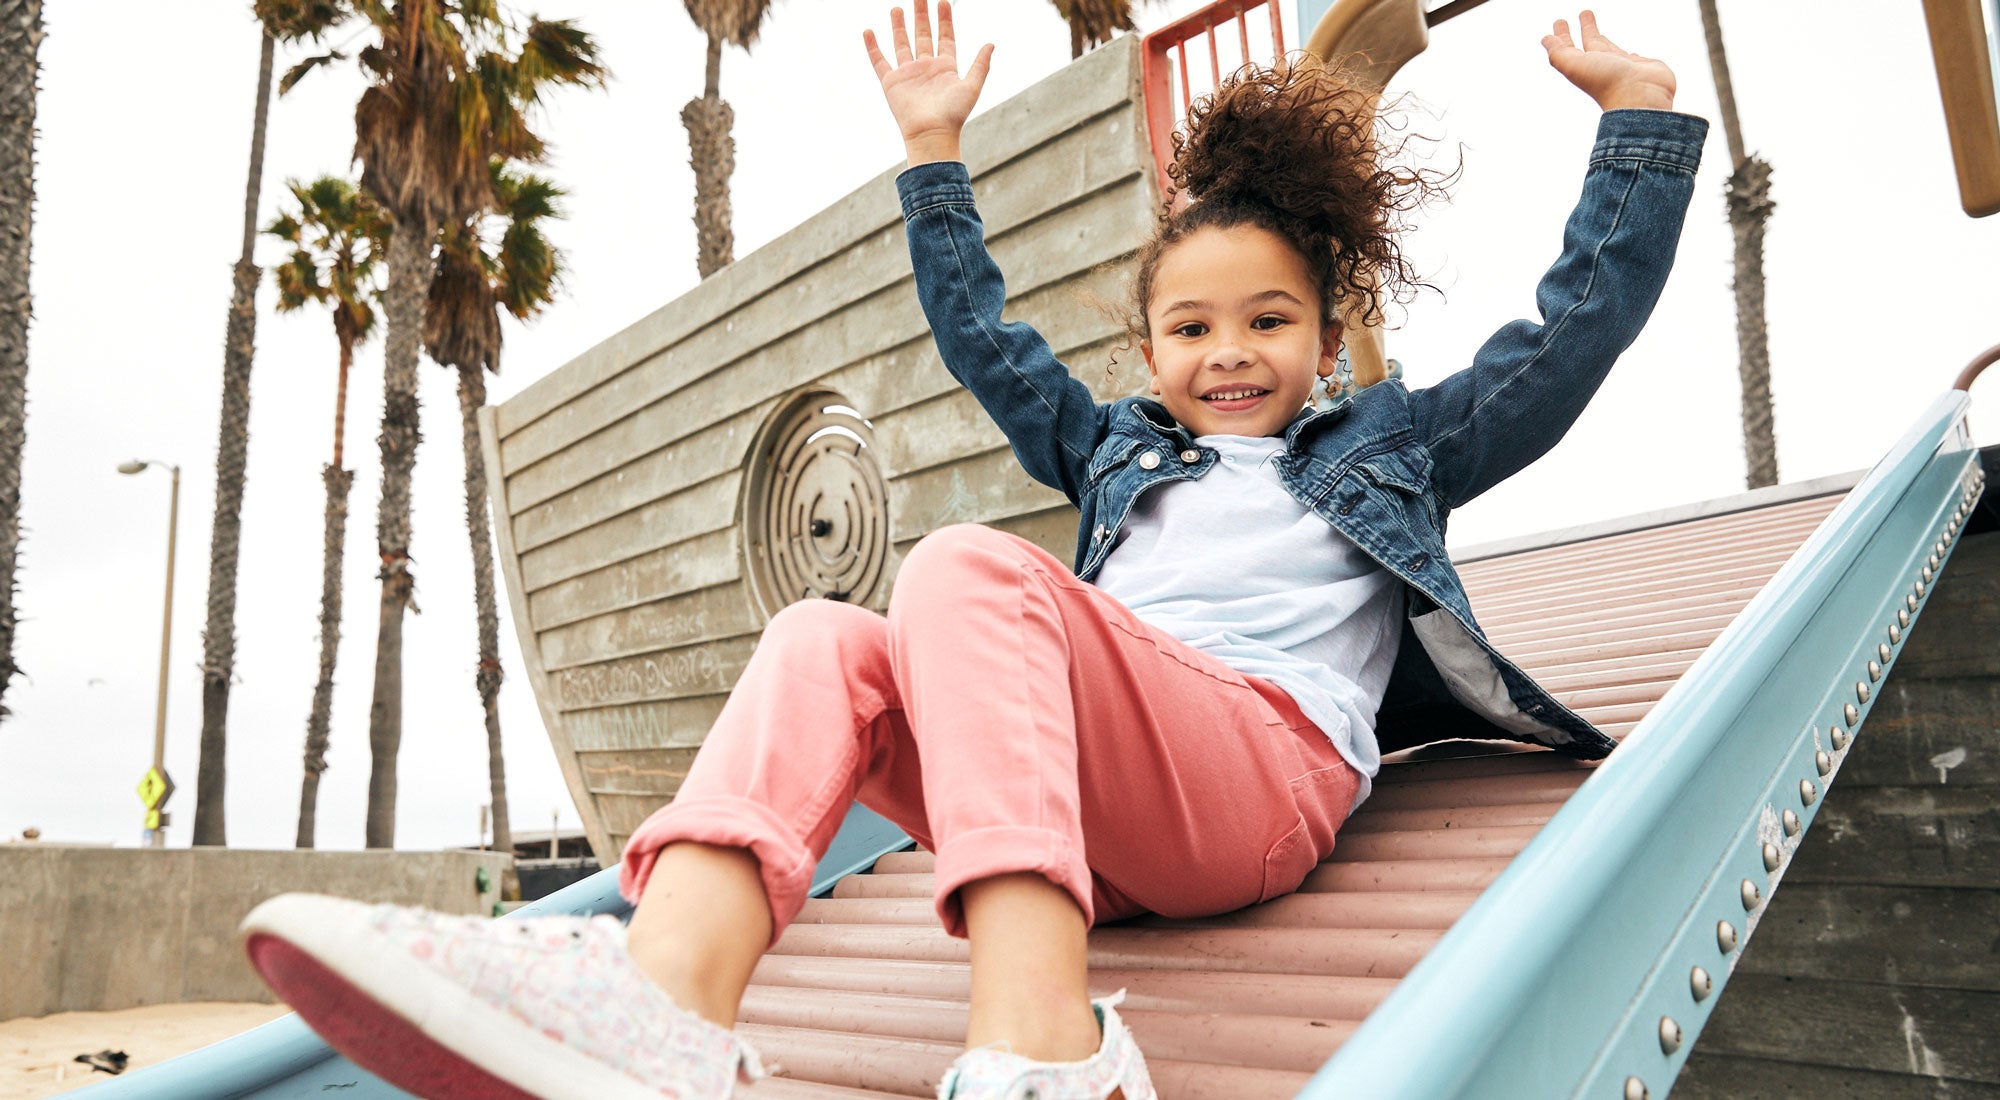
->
[[864, 0, 995, 166]]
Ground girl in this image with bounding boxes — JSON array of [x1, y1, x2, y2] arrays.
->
[[239, 6, 1705, 1099]]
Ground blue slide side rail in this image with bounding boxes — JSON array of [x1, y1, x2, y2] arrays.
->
[[61, 805, 914, 1098], [1297, 391, 1983, 1100]]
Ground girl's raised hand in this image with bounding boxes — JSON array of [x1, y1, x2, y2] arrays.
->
[[1542, 11, 1676, 113], [864, 0, 995, 165]]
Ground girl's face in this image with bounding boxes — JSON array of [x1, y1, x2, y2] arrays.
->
[[1141, 224, 1342, 439]]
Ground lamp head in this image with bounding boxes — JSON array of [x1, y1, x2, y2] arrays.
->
[[117, 461, 148, 475]]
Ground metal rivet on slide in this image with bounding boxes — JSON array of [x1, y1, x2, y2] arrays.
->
[[1740, 879, 1761, 909], [1625, 1077, 1649, 1100], [1691, 966, 1713, 1001], [1762, 843, 1781, 872], [1816, 750, 1832, 776], [1831, 726, 1849, 750], [1782, 809, 1801, 837], [1659, 1016, 1682, 1055], [1879, 643, 1893, 664], [1717, 920, 1738, 953], [1868, 660, 1883, 682], [1857, 681, 1871, 705], [1800, 779, 1818, 807]]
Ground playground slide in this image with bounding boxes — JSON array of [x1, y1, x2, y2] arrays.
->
[[64, 399, 1990, 1098]]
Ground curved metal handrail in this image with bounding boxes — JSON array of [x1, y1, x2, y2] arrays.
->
[[1953, 341, 2000, 391]]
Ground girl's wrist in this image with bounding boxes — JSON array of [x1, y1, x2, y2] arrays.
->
[[1598, 85, 1675, 112], [903, 128, 963, 166]]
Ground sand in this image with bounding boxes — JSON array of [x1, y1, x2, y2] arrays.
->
[[0, 1002, 291, 1099]]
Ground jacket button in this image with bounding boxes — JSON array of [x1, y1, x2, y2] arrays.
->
[[1179, 449, 1200, 464], [1138, 451, 1161, 470], [1093, 524, 1108, 542]]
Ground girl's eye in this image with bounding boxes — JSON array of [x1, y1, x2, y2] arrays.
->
[[1173, 322, 1207, 338], [1252, 315, 1287, 330]]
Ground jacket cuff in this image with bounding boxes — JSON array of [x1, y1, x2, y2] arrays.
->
[[896, 159, 976, 220], [1590, 109, 1708, 174]]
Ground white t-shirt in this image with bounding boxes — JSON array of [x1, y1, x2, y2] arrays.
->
[[1092, 433, 1404, 806]]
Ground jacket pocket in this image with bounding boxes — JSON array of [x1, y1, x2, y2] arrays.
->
[[1353, 445, 1434, 495]]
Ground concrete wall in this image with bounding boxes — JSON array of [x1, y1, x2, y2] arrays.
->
[[481, 35, 1158, 859], [0, 847, 512, 1019]]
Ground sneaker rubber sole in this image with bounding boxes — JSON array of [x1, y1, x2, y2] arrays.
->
[[242, 895, 680, 1100]]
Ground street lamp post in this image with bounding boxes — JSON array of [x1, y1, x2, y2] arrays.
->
[[118, 459, 180, 847]]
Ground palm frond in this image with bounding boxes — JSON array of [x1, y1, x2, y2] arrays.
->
[[682, 0, 775, 49], [255, 0, 351, 42], [279, 50, 347, 95]]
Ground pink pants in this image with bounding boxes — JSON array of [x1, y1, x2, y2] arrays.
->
[[618, 524, 1361, 942]]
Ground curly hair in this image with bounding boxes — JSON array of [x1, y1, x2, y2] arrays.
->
[[1123, 55, 1450, 353]]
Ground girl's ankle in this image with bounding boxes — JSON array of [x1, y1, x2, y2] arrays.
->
[[624, 936, 741, 1029]]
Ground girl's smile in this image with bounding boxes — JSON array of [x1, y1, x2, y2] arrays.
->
[[1142, 224, 1342, 438]]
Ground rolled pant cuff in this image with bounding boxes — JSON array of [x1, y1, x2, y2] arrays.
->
[[931, 825, 1094, 938], [617, 795, 818, 945]]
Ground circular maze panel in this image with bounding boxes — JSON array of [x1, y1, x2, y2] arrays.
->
[[740, 391, 890, 620]]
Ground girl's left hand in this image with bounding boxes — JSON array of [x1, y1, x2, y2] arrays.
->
[[1542, 10, 1676, 112]]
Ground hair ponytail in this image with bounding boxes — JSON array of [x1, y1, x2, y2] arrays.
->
[[1129, 56, 1447, 339]]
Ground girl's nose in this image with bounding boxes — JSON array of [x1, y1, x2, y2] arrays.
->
[[1208, 336, 1252, 369]]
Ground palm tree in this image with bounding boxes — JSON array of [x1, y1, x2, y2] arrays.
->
[[1050, 0, 1134, 60], [680, 0, 775, 278], [266, 175, 389, 848], [338, 1, 602, 847], [186, 20, 286, 845], [1697, 0, 1777, 489], [0, 0, 42, 723], [423, 162, 568, 856]]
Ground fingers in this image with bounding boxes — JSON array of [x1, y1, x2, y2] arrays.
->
[[863, 28, 892, 80], [937, 0, 956, 63], [965, 40, 994, 91], [1576, 10, 1629, 55], [913, 0, 933, 57], [890, 6, 913, 64]]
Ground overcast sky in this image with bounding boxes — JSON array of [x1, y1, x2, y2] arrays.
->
[[6, 0, 1996, 853]]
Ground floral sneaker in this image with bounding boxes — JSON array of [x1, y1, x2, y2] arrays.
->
[[938, 991, 1157, 1100], [239, 893, 764, 1100]]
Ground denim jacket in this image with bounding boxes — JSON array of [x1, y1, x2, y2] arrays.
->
[[896, 109, 1708, 759]]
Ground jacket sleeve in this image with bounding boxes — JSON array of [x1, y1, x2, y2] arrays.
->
[[1410, 109, 1708, 509], [897, 160, 1109, 505]]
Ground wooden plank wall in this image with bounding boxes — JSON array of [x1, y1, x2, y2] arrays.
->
[[1676, 510, 2000, 1097], [482, 37, 1160, 860]]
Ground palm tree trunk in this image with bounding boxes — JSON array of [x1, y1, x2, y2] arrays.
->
[[1697, 0, 1778, 490], [296, 461, 352, 848], [0, 0, 42, 723], [296, 336, 355, 849], [194, 29, 276, 844], [365, 220, 430, 849], [683, 32, 735, 278], [456, 365, 509, 854]]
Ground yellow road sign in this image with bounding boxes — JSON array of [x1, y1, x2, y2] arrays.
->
[[137, 767, 169, 810], [145, 809, 161, 831]]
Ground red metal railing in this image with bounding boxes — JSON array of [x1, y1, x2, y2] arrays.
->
[[1141, 0, 1297, 203]]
